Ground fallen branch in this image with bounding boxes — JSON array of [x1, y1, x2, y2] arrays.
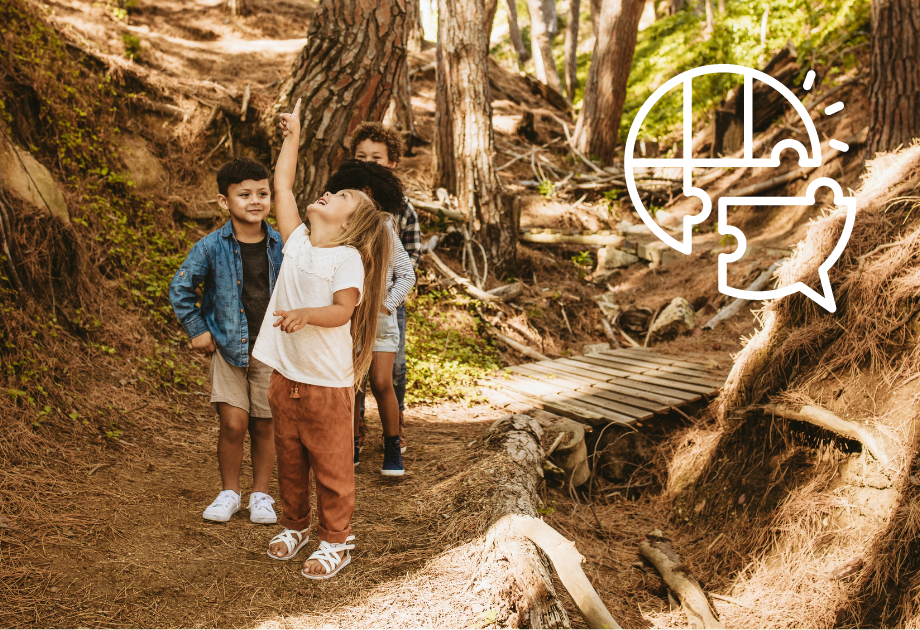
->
[[703, 260, 784, 330], [427, 250, 499, 302], [519, 230, 624, 246], [408, 61, 436, 80], [763, 403, 890, 465], [549, 113, 607, 176], [639, 537, 724, 629], [487, 281, 525, 302], [724, 126, 867, 198], [408, 197, 467, 222], [492, 330, 551, 362]]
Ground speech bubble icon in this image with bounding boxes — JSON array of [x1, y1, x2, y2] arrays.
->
[[717, 177, 855, 313]]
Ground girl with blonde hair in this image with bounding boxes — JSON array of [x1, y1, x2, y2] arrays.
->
[[253, 99, 391, 579]]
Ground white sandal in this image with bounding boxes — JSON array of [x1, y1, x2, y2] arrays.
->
[[301, 536, 355, 579], [266, 528, 310, 561]]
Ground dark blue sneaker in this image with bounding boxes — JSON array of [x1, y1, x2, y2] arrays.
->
[[354, 437, 361, 468], [381, 436, 404, 477]]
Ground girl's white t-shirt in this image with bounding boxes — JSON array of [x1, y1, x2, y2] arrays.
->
[[252, 223, 364, 388]]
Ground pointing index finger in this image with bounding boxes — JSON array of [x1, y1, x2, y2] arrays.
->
[[292, 98, 301, 118]]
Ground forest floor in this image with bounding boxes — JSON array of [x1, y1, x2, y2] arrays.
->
[[2, 0, 881, 627]]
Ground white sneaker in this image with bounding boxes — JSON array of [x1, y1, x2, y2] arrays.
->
[[202, 490, 241, 522], [248, 492, 277, 524]]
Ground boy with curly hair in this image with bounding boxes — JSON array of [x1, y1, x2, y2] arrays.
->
[[349, 122, 421, 453]]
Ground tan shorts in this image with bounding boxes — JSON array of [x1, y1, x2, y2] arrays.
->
[[209, 350, 273, 418]]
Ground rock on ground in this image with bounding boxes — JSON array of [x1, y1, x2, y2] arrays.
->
[[649, 297, 697, 342]]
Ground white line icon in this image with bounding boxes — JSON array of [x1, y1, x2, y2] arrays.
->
[[624, 63, 855, 313], [717, 178, 855, 313]]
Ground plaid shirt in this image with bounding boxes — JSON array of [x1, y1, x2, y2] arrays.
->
[[395, 197, 422, 269]]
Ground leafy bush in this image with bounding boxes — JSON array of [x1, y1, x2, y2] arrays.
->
[[404, 291, 502, 404]]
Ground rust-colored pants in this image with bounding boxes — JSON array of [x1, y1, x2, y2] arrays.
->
[[267, 370, 355, 543]]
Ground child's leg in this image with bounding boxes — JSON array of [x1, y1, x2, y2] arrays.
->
[[248, 416, 274, 494], [393, 304, 407, 412], [267, 372, 314, 557], [368, 353, 399, 438], [300, 384, 355, 575], [248, 356, 276, 495], [216, 403, 249, 495]]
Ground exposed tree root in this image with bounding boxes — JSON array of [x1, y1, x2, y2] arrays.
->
[[639, 536, 724, 629]]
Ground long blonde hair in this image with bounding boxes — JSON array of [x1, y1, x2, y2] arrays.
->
[[329, 189, 393, 389]]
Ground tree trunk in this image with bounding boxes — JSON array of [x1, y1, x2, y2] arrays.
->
[[589, 0, 601, 37], [704, 0, 714, 35], [717, 0, 725, 14], [434, 0, 517, 271], [867, 0, 920, 155], [564, 0, 581, 100], [526, 0, 564, 94], [227, 0, 248, 17], [384, 0, 420, 142], [573, 0, 644, 164], [485, 0, 500, 47], [543, 0, 560, 37], [270, 0, 410, 210], [506, 0, 531, 66]]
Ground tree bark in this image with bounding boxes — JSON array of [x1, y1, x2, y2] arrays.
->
[[506, 0, 531, 66], [867, 0, 920, 155], [383, 0, 420, 142], [434, 0, 517, 271], [485, 0, 500, 46], [573, 0, 645, 164], [526, 0, 564, 94], [563, 0, 580, 100], [543, 0, 560, 37], [589, 0, 601, 37], [270, 0, 410, 210]]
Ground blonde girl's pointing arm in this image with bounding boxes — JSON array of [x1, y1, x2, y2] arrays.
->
[[274, 98, 304, 244]]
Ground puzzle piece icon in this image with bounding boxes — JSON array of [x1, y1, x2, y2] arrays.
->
[[717, 178, 855, 313]]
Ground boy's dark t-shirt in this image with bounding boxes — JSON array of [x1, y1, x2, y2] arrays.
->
[[239, 236, 271, 350]]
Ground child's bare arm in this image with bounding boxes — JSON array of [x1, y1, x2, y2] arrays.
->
[[273, 288, 360, 333], [274, 98, 304, 243]]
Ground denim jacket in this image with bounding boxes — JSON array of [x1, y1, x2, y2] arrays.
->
[[169, 220, 283, 368]]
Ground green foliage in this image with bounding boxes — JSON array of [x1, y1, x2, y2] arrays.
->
[[404, 291, 502, 405], [537, 178, 556, 198], [121, 33, 142, 60], [571, 250, 593, 269], [622, 0, 870, 142]]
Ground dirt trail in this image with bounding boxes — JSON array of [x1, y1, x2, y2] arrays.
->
[[22, 398, 506, 627]]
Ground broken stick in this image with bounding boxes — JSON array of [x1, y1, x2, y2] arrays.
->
[[639, 538, 724, 629], [703, 260, 784, 330], [763, 403, 890, 465], [427, 250, 500, 303]]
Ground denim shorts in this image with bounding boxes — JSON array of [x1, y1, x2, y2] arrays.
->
[[373, 309, 400, 353]]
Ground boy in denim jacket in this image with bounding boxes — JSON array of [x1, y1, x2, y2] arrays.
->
[[169, 158, 283, 524]]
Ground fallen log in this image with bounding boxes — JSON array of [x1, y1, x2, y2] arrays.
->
[[520, 230, 625, 246], [487, 281, 525, 302], [481, 414, 619, 628], [763, 403, 890, 465], [639, 537, 724, 629], [492, 330, 551, 362], [408, 197, 467, 222], [724, 127, 867, 199], [703, 260, 784, 330]]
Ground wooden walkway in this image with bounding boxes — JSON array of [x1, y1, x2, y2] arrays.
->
[[481, 348, 729, 426]]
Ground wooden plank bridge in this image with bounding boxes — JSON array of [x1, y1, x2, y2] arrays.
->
[[481, 347, 729, 426]]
